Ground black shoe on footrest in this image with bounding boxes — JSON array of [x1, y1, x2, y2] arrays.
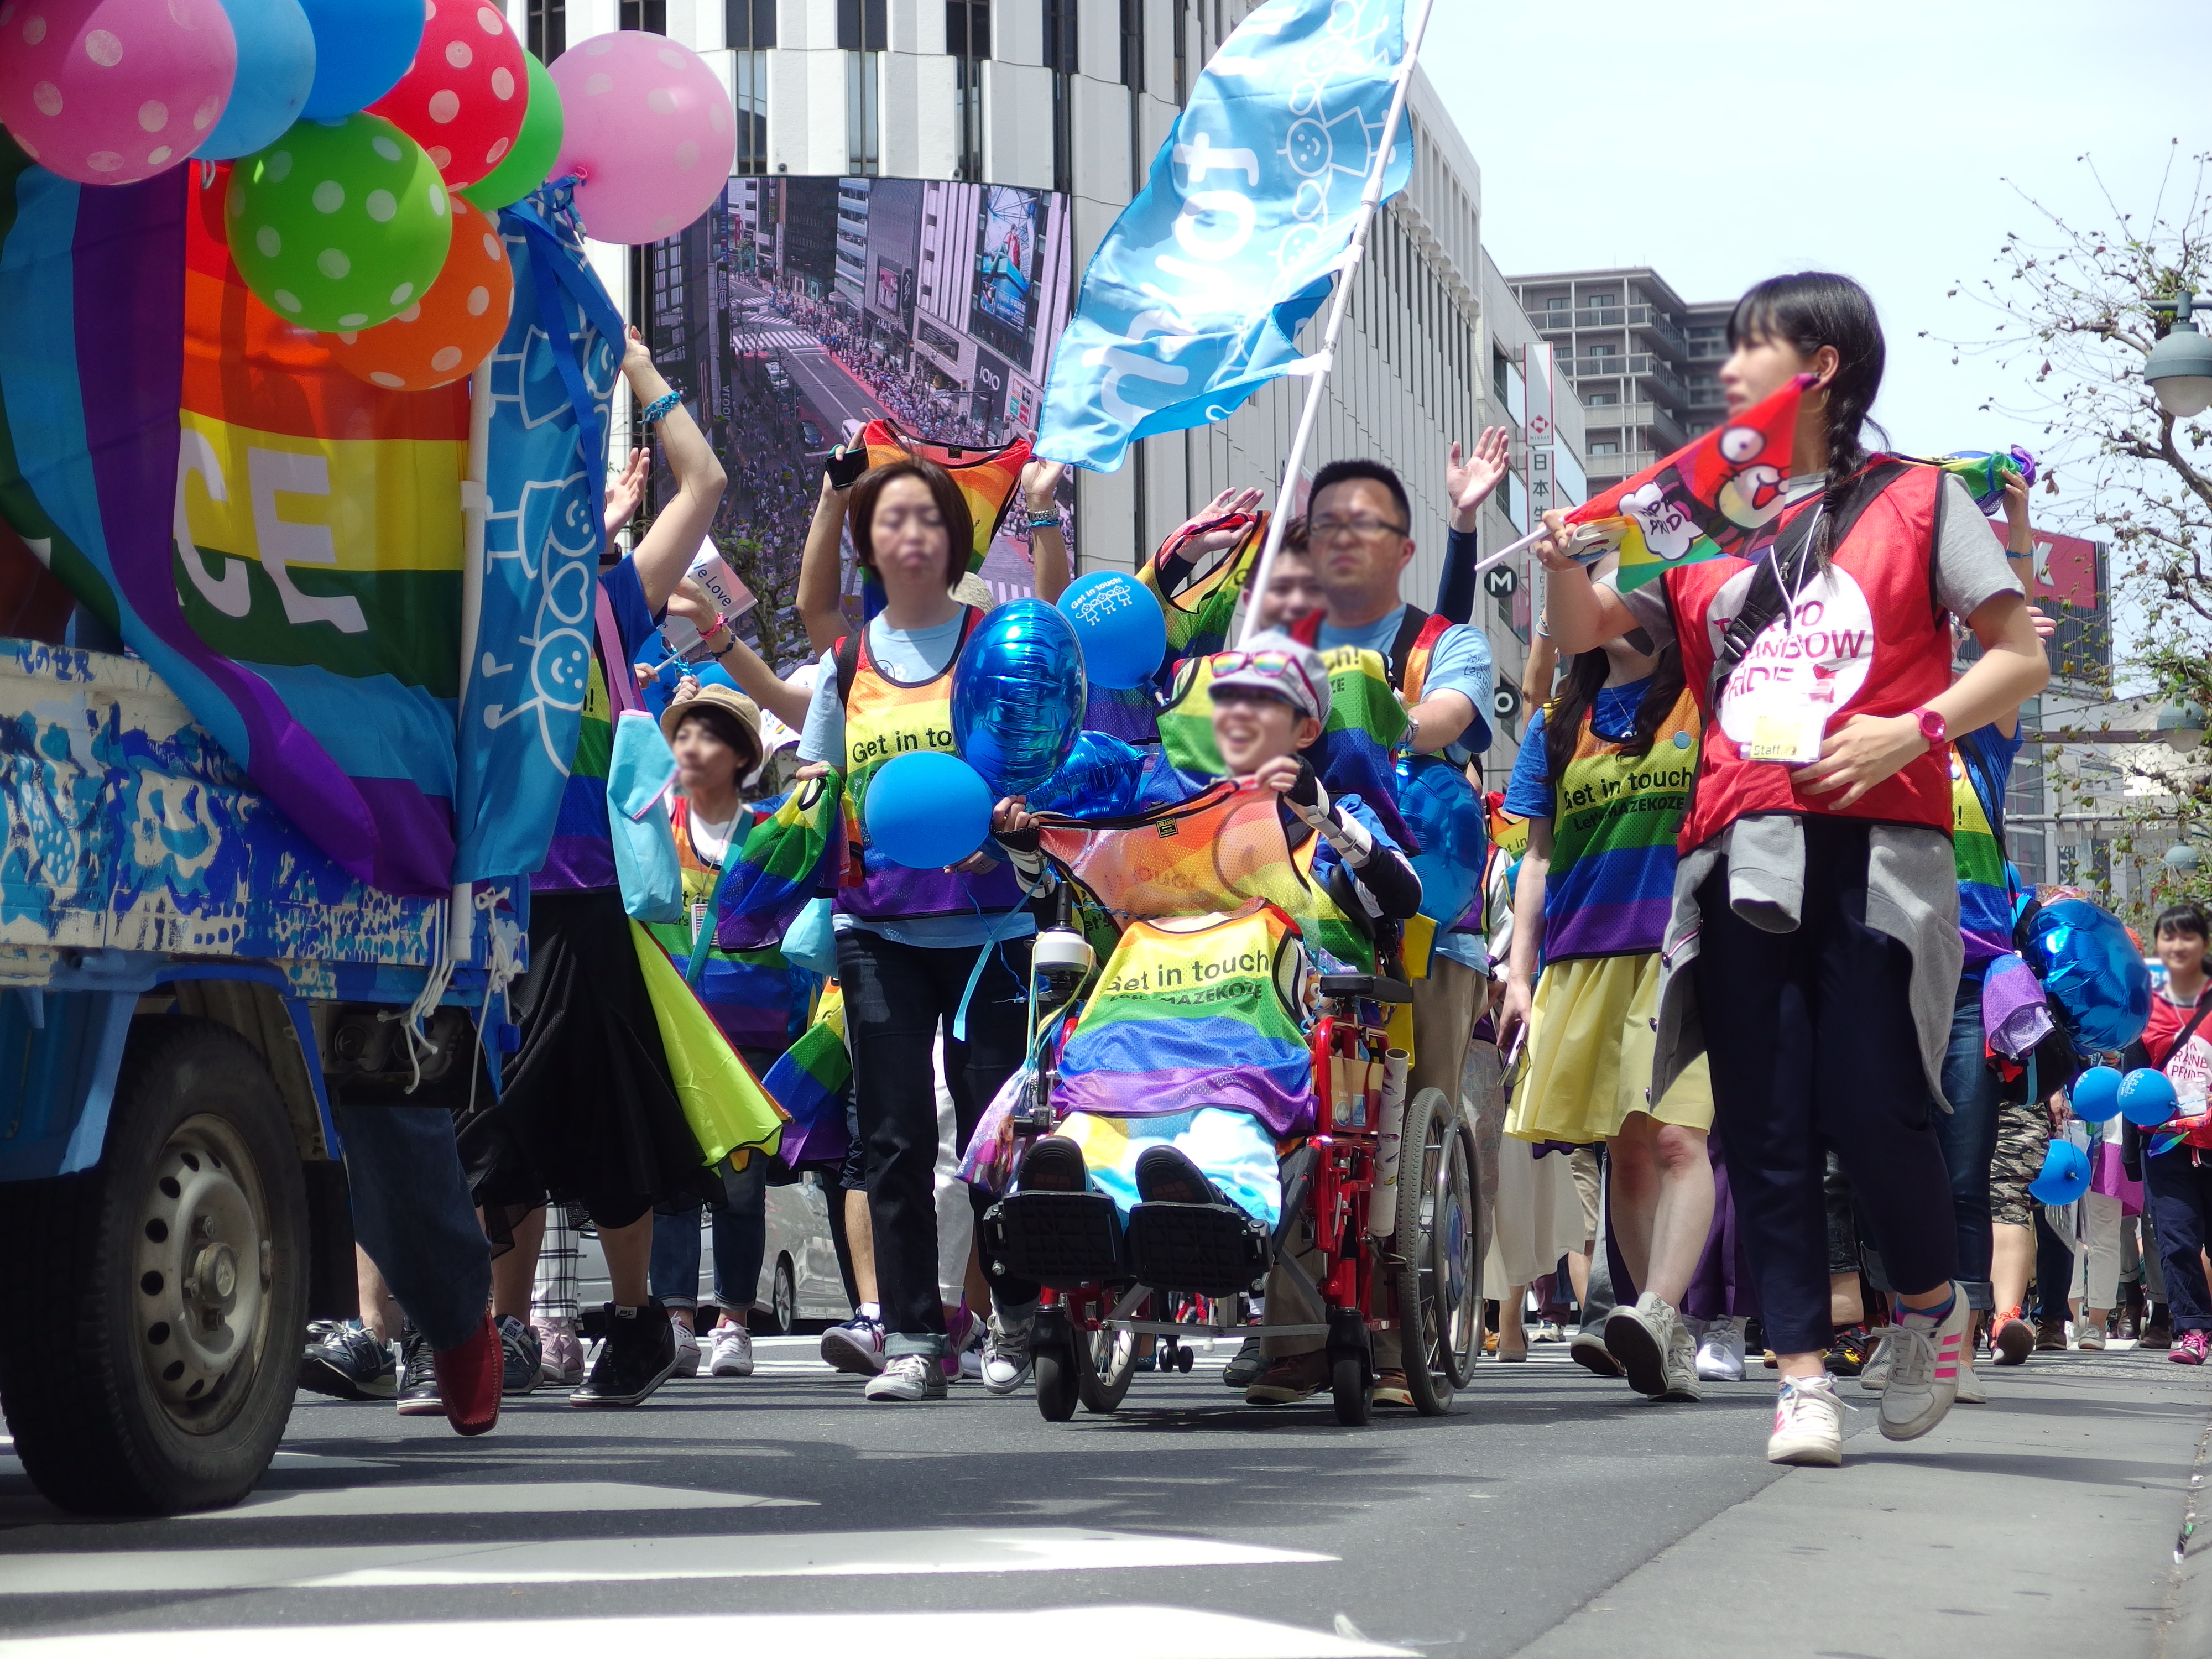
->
[[1135, 1144, 1219, 1206], [983, 1191, 1125, 1287], [1125, 1200, 1271, 1297], [1020, 1134, 1090, 1194]]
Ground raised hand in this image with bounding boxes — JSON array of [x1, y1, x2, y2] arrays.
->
[[1447, 428, 1511, 529], [604, 447, 649, 539]]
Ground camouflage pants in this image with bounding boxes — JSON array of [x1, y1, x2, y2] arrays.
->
[[1991, 1095, 2051, 1229]]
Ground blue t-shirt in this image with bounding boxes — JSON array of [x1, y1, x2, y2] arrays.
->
[[1503, 679, 1651, 820], [1315, 604, 1494, 761], [797, 612, 1033, 951]]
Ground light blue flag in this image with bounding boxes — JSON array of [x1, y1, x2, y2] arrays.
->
[[451, 190, 623, 885], [1036, 0, 1412, 471]]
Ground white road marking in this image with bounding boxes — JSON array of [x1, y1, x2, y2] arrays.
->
[[0, 1528, 1332, 1595], [188, 1482, 810, 1521], [0, 1605, 1409, 1658]]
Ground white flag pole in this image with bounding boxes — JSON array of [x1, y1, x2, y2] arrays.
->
[[1237, 0, 1439, 648]]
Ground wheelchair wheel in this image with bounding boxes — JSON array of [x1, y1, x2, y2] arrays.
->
[[1073, 1314, 1137, 1413], [1034, 1342, 1079, 1421], [1331, 1352, 1371, 1426], [1394, 1087, 1479, 1416]]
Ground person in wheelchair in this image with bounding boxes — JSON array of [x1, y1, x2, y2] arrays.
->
[[987, 634, 1423, 1354]]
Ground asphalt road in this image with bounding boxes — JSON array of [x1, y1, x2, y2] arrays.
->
[[729, 279, 886, 436], [1, 1341, 2204, 1658]]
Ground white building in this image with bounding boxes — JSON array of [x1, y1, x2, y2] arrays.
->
[[507, 0, 1585, 765]]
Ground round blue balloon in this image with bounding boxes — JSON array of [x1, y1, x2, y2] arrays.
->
[[1058, 571, 1167, 691], [196, 0, 317, 160], [863, 752, 992, 869], [2069, 1065, 2124, 1125], [2025, 899, 2152, 1054], [2027, 1138, 2091, 1207], [951, 600, 1087, 799], [296, 0, 425, 119], [1025, 731, 1149, 820], [1399, 760, 1486, 925], [2119, 1067, 2179, 1129]]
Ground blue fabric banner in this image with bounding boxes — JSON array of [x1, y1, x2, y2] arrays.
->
[[1035, 0, 1412, 472], [452, 191, 623, 885]]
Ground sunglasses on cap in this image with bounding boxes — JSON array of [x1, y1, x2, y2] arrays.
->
[[1209, 649, 1323, 708]]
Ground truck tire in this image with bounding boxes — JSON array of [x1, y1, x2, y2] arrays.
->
[[0, 1017, 309, 1515]]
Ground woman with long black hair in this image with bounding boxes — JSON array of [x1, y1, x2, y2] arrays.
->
[[1537, 273, 2047, 1467]]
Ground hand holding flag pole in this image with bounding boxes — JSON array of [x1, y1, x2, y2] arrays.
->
[[1236, 0, 1439, 646]]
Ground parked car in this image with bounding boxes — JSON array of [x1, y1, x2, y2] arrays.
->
[[799, 420, 823, 449], [572, 1170, 847, 1333]]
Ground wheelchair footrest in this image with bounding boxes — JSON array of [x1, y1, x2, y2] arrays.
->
[[1125, 1201, 1271, 1297], [982, 1191, 1125, 1288]]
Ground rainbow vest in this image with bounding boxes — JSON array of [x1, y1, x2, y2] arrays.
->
[[1950, 739, 2015, 969], [1056, 900, 1317, 1135], [1543, 688, 1699, 962], [645, 799, 817, 1055], [839, 608, 1025, 921]]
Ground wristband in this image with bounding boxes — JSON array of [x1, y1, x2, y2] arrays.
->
[[640, 389, 683, 425], [1026, 512, 1060, 530]]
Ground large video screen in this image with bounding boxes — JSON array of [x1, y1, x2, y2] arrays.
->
[[645, 176, 1076, 670]]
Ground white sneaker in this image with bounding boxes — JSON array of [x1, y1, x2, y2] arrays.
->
[[671, 1319, 702, 1379], [980, 1313, 1033, 1395], [820, 1315, 887, 1376], [1694, 1316, 1747, 1383], [1879, 1289, 1969, 1442], [864, 1352, 948, 1401], [1767, 1373, 1849, 1467], [1858, 1329, 1896, 1391], [1604, 1291, 1687, 1399], [708, 1323, 754, 1377], [1659, 1314, 1702, 1401], [1953, 1348, 1987, 1404]]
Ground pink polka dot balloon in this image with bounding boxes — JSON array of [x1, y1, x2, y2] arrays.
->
[[547, 31, 733, 247], [366, 0, 527, 190], [0, 0, 238, 186]]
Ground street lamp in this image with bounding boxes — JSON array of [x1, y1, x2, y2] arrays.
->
[[2159, 701, 2207, 754], [2168, 842, 2203, 875], [2146, 291, 2212, 418]]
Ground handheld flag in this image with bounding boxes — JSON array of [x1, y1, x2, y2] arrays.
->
[[1564, 374, 1810, 593], [849, 418, 1029, 617], [1036, 0, 1413, 470]]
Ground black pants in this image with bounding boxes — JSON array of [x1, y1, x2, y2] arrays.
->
[[2145, 1148, 2212, 1333], [838, 927, 1035, 1357], [1693, 817, 1960, 1356]]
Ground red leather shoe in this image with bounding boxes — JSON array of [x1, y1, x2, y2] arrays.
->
[[436, 1312, 503, 1437]]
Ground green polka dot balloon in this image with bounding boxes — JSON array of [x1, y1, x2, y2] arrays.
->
[[226, 113, 455, 334]]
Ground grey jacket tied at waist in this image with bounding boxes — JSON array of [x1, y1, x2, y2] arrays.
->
[[1649, 813, 1964, 1112]]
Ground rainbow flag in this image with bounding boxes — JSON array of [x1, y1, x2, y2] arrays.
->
[[0, 140, 467, 896], [1086, 509, 1265, 744], [1565, 373, 1808, 594], [853, 418, 1029, 618], [763, 984, 852, 1168], [711, 774, 843, 944]]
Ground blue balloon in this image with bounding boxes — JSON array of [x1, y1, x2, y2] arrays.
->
[[1399, 759, 1486, 925], [863, 752, 992, 869], [196, 0, 317, 160], [1058, 571, 1167, 691], [2069, 1065, 2124, 1125], [2119, 1067, 2179, 1129], [2027, 1138, 2091, 1207], [2025, 899, 2152, 1053], [296, 0, 425, 119], [1026, 731, 1149, 820], [952, 601, 1086, 798]]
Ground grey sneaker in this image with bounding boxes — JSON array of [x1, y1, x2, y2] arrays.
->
[[1953, 1348, 1987, 1404], [1657, 1312, 1702, 1402], [864, 1352, 948, 1401], [981, 1313, 1034, 1395], [1767, 1373, 1850, 1467], [1694, 1316, 1746, 1383], [1222, 1333, 1266, 1389], [1569, 1327, 1625, 1378], [1859, 1329, 1896, 1391], [1604, 1291, 1686, 1399], [496, 1314, 541, 1396], [1879, 1291, 1969, 1442]]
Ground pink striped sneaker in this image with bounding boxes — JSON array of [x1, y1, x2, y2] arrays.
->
[[2170, 1329, 2210, 1365], [1878, 1288, 1969, 1442]]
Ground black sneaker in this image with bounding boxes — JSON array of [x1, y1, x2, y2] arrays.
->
[[1222, 1333, 1266, 1389], [570, 1302, 679, 1407], [497, 1314, 541, 1396], [1135, 1144, 1218, 1205], [396, 1321, 444, 1416], [300, 1321, 397, 1400]]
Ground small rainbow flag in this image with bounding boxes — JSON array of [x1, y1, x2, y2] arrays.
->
[[763, 984, 853, 1168], [853, 418, 1030, 617]]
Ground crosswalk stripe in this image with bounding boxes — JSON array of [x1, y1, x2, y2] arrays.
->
[[0, 1528, 1332, 1595], [186, 1482, 808, 1521], [0, 1606, 1412, 1658]]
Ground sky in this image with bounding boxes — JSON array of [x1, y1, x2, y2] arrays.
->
[[1423, 0, 2212, 538]]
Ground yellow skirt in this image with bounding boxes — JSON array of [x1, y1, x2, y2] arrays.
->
[[1505, 952, 1713, 1143]]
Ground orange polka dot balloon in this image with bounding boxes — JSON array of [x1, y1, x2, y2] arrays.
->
[[366, 0, 528, 189], [326, 193, 512, 390]]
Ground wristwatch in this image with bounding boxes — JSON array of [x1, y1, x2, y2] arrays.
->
[[1910, 705, 1948, 748]]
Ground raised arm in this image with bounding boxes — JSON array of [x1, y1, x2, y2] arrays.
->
[[1535, 509, 1640, 653], [796, 464, 852, 654], [665, 577, 815, 729], [621, 328, 728, 613], [1022, 459, 1071, 603]]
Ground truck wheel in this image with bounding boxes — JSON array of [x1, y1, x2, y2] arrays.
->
[[0, 1017, 309, 1515]]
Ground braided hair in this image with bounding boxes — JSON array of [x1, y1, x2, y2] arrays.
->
[[1726, 273, 1890, 565]]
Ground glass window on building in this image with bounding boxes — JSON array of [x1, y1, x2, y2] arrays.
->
[[948, 1, 990, 180], [619, 0, 666, 29], [1590, 441, 1620, 455], [526, 0, 565, 60], [846, 51, 880, 174], [1044, 0, 1077, 194], [1546, 295, 1568, 310], [728, 0, 775, 45], [839, 0, 888, 48]]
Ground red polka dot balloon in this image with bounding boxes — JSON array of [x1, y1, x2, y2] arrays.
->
[[325, 191, 513, 390], [365, 0, 525, 189]]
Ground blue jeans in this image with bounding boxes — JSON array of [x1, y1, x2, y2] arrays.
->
[[649, 1155, 768, 1313], [1933, 975, 2001, 1312], [335, 1103, 491, 1352]]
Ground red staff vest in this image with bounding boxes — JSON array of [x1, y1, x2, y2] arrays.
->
[[1668, 461, 1954, 852]]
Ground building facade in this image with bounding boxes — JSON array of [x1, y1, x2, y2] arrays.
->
[[507, 0, 1585, 771]]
